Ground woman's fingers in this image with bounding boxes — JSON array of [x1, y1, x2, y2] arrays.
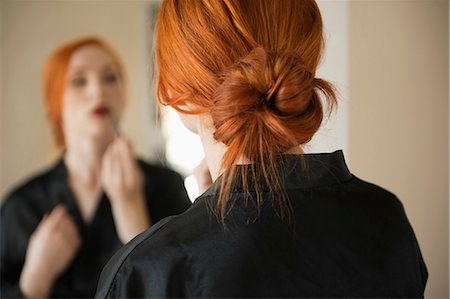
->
[[101, 143, 113, 186], [61, 216, 81, 247], [110, 137, 141, 189], [101, 136, 144, 207], [43, 204, 67, 230], [117, 138, 136, 185], [112, 139, 124, 186], [47, 205, 80, 241]]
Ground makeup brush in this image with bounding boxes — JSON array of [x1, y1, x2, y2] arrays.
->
[[108, 113, 120, 138]]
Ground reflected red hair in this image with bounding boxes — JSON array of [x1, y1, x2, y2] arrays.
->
[[42, 37, 126, 148], [155, 0, 337, 222]]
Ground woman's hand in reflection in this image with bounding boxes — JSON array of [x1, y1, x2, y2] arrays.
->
[[194, 158, 213, 194], [19, 205, 81, 299], [101, 137, 151, 244]]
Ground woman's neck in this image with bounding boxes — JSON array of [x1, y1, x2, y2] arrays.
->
[[197, 116, 303, 182], [64, 135, 112, 185], [63, 135, 113, 223], [197, 117, 226, 182]]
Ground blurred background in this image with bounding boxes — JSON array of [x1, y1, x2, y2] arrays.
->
[[0, 0, 448, 297]]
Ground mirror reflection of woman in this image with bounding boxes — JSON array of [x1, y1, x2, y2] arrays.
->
[[0, 37, 191, 298]]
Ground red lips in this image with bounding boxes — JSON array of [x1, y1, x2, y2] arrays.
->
[[93, 106, 109, 116]]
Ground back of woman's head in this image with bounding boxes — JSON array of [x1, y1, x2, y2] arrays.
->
[[43, 36, 126, 148], [155, 0, 337, 221]]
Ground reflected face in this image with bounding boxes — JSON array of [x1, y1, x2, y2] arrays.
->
[[62, 44, 125, 142]]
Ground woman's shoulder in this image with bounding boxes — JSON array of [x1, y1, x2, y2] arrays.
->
[[337, 174, 414, 233], [348, 175, 405, 207], [1, 160, 62, 213]]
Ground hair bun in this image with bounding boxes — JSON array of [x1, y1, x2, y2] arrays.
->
[[211, 47, 335, 157]]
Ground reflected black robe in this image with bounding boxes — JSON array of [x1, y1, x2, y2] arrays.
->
[[96, 150, 427, 298], [0, 158, 191, 298]]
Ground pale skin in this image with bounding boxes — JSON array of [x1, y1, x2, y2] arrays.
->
[[177, 106, 303, 193], [19, 45, 151, 299]]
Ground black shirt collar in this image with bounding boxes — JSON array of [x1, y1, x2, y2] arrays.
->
[[201, 150, 352, 198]]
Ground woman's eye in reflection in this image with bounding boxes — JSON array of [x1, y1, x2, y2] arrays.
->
[[71, 77, 87, 87], [103, 73, 118, 84]]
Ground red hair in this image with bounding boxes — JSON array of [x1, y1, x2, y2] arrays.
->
[[42, 36, 126, 148], [155, 0, 337, 222]]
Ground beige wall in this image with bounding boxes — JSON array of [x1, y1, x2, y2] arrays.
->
[[1, 0, 163, 197], [309, 0, 349, 155], [349, 1, 449, 298]]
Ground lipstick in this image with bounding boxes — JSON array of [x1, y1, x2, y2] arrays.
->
[[93, 107, 109, 116]]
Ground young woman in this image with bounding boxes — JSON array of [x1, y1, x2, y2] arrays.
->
[[95, 1, 428, 297], [0, 37, 191, 298]]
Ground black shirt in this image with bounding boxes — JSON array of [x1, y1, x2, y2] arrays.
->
[[0, 158, 191, 298], [96, 150, 427, 298]]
